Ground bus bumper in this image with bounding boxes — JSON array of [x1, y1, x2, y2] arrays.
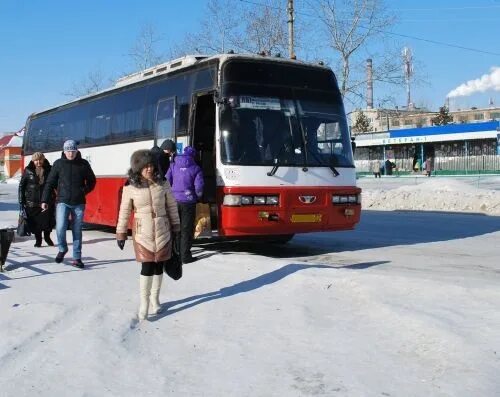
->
[[218, 186, 361, 237]]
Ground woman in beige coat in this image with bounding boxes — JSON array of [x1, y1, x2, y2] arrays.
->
[[116, 150, 180, 320]]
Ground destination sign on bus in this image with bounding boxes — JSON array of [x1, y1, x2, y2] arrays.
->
[[239, 96, 281, 110]]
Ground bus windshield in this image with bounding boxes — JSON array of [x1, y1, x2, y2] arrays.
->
[[219, 95, 353, 168]]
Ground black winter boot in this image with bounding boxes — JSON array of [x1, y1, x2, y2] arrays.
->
[[44, 231, 54, 246], [34, 233, 42, 248]]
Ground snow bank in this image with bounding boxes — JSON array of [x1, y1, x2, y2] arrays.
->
[[361, 178, 500, 215]]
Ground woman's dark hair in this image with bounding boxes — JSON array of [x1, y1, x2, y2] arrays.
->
[[127, 149, 163, 187], [127, 167, 163, 187]]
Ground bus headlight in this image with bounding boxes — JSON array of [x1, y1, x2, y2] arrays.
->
[[253, 196, 266, 205], [223, 194, 280, 206], [348, 195, 357, 203], [332, 194, 361, 205], [266, 196, 279, 205], [241, 196, 253, 205], [223, 194, 241, 206]]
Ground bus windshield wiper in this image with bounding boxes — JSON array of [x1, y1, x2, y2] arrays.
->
[[267, 118, 295, 177], [300, 124, 339, 177], [267, 142, 292, 176], [267, 158, 280, 176]]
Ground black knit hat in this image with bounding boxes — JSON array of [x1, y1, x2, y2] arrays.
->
[[130, 150, 154, 173], [160, 139, 176, 151]]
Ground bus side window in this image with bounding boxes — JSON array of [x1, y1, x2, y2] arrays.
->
[[155, 98, 175, 142]]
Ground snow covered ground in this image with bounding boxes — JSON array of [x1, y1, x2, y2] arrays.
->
[[1, 180, 499, 396], [359, 175, 500, 215]]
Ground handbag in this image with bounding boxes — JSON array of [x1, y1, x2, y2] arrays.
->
[[164, 233, 182, 280], [16, 208, 31, 237]]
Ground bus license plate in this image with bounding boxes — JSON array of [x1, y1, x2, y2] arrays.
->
[[291, 214, 322, 223]]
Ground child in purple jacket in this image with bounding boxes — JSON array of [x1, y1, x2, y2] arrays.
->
[[166, 146, 204, 263]]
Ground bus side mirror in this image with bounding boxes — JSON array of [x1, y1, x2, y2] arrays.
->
[[214, 92, 227, 105]]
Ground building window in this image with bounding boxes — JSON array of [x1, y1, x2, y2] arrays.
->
[[473, 113, 484, 120]]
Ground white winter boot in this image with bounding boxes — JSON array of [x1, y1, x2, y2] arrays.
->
[[138, 275, 153, 320], [150, 274, 163, 315]]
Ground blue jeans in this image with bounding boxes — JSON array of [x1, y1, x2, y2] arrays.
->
[[56, 203, 85, 260]]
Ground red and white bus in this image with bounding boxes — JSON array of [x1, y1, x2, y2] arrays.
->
[[23, 53, 361, 241]]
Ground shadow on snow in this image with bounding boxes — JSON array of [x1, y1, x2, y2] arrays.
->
[[194, 211, 500, 258], [153, 261, 388, 319]]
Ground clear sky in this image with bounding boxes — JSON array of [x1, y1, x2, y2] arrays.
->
[[1, 0, 499, 132]]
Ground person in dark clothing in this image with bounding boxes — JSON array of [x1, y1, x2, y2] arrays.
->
[[166, 146, 204, 264], [18, 152, 55, 247], [151, 139, 176, 179], [41, 140, 96, 268], [351, 136, 356, 155], [384, 159, 395, 176], [425, 156, 433, 177]]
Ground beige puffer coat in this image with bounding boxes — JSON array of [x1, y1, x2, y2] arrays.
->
[[116, 180, 180, 263]]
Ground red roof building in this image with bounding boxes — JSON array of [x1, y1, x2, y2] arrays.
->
[[0, 133, 23, 178]]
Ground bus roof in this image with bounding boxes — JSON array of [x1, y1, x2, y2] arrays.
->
[[28, 53, 332, 119]]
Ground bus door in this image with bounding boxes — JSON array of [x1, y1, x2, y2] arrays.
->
[[155, 97, 176, 148], [190, 91, 218, 234]]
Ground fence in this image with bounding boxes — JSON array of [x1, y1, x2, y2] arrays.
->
[[356, 155, 500, 176]]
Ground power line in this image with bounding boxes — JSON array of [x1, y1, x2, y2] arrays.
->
[[391, 5, 500, 11], [399, 18, 500, 22], [238, 0, 500, 56], [370, 29, 500, 57]]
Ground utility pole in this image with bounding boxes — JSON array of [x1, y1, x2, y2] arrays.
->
[[287, 0, 295, 59]]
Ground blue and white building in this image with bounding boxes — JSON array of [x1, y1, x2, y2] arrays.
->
[[354, 121, 500, 175]]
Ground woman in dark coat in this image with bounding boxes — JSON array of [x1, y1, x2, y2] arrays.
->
[[18, 152, 55, 247]]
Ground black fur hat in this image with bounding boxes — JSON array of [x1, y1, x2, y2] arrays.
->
[[130, 150, 154, 173]]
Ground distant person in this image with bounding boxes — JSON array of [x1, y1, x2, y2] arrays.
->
[[41, 140, 96, 269], [166, 146, 204, 264], [18, 152, 55, 247], [151, 139, 176, 179], [116, 150, 180, 320], [351, 136, 356, 155], [370, 160, 381, 178], [385, 159, 395, 176], [425, 156, 433, 177]]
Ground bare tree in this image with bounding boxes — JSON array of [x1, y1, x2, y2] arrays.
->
[[237, 0, 289, 55], [128, 23, 164, 70], [176, 0, 293, 57], [63, 68, 107, 98], [65, 23, 164, 98], [308, 0, 397, 102], [174, 0, 241, 56]]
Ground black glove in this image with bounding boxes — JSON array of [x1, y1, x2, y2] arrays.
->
[[171, 231, 180, 243], [117, 240, 125, 250]]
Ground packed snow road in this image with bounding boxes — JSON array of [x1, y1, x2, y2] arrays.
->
[[1, 182, 499, 396]]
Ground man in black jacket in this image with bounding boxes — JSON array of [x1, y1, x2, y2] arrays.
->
[[41, 140, 96, 268], [151, 139, 176, 179]]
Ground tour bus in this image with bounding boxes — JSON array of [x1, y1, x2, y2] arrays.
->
[[23, 53, 361, 241]]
